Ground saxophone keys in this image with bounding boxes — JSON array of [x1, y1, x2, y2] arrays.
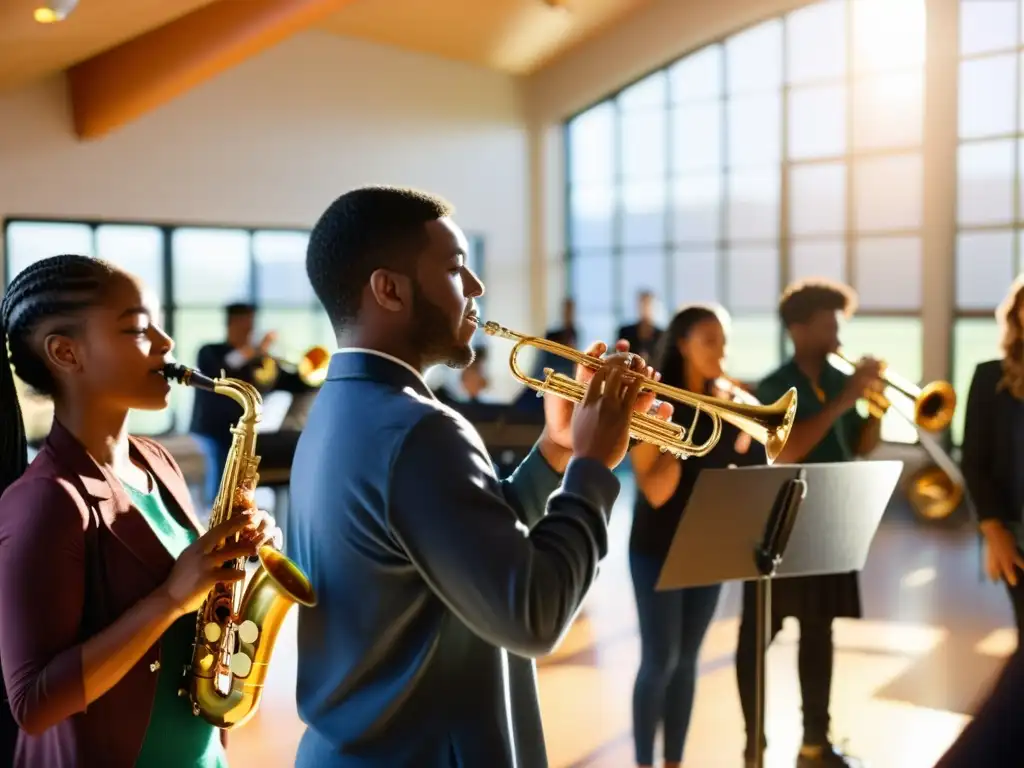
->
[[237, 619, 259, 645], [203, 622, 222, 643], [230, 652, 253, 678]]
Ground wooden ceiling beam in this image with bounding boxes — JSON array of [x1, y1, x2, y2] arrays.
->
[[67, 0, 354, 140]]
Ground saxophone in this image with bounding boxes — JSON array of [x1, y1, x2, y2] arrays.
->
[[162, 362, 317, 729]]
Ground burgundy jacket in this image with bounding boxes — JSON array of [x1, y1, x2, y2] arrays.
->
[[0, 421, 207, 767]]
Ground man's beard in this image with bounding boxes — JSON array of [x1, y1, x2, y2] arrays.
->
[[409, 283, 475, 369]]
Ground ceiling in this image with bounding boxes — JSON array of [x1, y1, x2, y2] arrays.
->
[[320, 0, 653, 75], [0, 0, 217, 91], [0, 0, 652, 93]]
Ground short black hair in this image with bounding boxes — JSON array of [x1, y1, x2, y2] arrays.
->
[[0, 254, 120, 498], [226, 302, 256, 318], [778, 278, 857, 327], [306, 185, 454, 331]]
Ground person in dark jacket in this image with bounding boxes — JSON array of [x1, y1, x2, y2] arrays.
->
[[286, 185, 669, 767], [962, 275, 1024, 638], [189, 303, 307, 507]]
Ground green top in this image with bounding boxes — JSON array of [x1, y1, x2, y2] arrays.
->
[[125, 478, 228, 768], [757, 358, 867, 464]]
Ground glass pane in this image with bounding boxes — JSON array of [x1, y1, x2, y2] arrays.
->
[[95, 225, 164, 299], [252, 230, 313, 305], [959, 55, 1017, 140], [670, 249, 719, 307], [951, 318, 1001, 444], [170, 307, 225, 431], [957, 140, 1015, 226], [670, 45, 723, 103], [727, 93, 781, 168], [840, 316, 923, 443], [726, 315, 781, 381], [960, 0, 1018, 55], [852, 72, 924, 150], [854, 154, 922, 231], [854, 236, 922, 310], [671, 175, 722, 244], [619, 71, 667, 110], [726, 20, 783, 95], [785, 0, 846, 84], [852, 0, 926, 76], [5, 221, 94, 280], [728, 169, 780, 240], [569, 185, 615, 249], [788, 84, 846, 160], [726, 246, 779, 313], [622, 182, 667, 247], [790, 239, 846, 284], [790, 163, 846, 236], [172, 228, 251, 305], [618, 249, 668, 317], [671, 101, 723, 174], [621, 109, 667, 180], [955, 230, 1016, 309], [570, 251, 615, 312], [576, 312, 618, 354], [567, 103, 615, 184], [257, 308, 333, 364]]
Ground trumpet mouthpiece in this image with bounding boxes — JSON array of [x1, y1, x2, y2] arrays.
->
[[481, 321, 517, 340]]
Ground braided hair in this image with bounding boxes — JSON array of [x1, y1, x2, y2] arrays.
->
[[0, 254, 120, 499]]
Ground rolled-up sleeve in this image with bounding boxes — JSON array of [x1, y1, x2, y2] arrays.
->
[[387, 411, 620, 658], [0, 479, 87, 735]]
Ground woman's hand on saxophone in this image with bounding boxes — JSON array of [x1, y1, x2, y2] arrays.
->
[[160, 512, 268, 617]]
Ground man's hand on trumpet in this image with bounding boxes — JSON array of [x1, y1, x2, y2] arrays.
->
[[538, 339, 673, 471]]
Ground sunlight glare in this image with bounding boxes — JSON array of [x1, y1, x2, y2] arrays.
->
[[852, 0, 926, 75]]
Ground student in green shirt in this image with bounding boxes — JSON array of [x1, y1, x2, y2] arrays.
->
[[734, 279, 883, 768]]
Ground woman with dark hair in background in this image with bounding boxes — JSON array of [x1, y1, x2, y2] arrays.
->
[[628, 304, 766, 768], [0, 254, 276, 767], [962, 275, 1024, 639]]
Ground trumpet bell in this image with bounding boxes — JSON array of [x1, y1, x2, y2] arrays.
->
[[914, 380, 957, 433], [297, 345, 331, 387]]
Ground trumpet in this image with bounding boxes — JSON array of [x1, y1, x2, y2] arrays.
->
[[481, 321, 798, 464], [827, 351, 963, 520], [827, 351, 956, 433], [253, 345, 331, 390]]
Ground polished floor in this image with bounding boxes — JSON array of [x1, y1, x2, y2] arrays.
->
[[227, 478, 1015, 767]]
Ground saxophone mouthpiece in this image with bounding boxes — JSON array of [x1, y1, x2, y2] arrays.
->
[[161, 362, 218, 392]]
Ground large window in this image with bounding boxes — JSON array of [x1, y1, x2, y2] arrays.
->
[[952, 0, 1024, 444], [565, 0, 926, 442]]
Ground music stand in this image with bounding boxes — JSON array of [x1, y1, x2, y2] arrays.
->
[[656, 461, 903, 768]]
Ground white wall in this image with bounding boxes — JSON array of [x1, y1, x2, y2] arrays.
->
[[0, 30, 531, 399]]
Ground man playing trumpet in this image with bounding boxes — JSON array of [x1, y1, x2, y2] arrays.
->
[[287, 185, 671, 768], [735, 279, 882, 768]]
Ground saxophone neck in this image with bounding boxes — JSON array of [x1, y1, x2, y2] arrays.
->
[[216, 379, 263, 423]]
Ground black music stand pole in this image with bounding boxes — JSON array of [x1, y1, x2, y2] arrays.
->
[[655, 460, 903, 768]]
